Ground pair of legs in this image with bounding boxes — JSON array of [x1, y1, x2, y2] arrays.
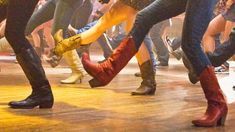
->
[[82, 0, 228, 127], [0, 0, 53, 109], [53, 0, 156, 95], [203, 15, 235, 53], [150, 20, 170, 66], [25, 0, 87, 84]]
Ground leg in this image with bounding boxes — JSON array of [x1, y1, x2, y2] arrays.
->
[[143, 34, 157, 68], [203, 14, 226, 53], [70, 0, 93, 29], [221, 21, 234, 43], [80, 1, 136, 44], [53, 1, 136, 56], [82, 0, 187, 87], [51, 0, 83, 35], [132, 43, 156, 95], [45, 0, 83, 67], [6, 0, 53, 109], [151, 20, 170, 66], [181, 0, 227, 127], [25, 0, 56, 35], [31, 26, 43, 57], [207, 28, 235, 67], [43, 21, 54, 49]]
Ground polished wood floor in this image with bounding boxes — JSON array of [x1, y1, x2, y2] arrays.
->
[[1, 55, 235, 132]]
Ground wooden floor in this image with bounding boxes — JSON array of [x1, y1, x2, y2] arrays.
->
[[1, 56, 235, 132]]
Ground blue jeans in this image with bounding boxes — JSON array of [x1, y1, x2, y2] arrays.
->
[[75, 20, 113, 58], [208, 28, 235, 67], [25, 0, 84, 37], [150, 20, 170, 65], [76, 20, 157, 66], [130, 0, 218, 75]]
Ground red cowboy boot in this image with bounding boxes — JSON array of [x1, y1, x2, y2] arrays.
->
[[82, 36, 137, 87], [192, 66, 228, 127]]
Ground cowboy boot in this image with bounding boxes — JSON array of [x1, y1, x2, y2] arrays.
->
[[60, 50, 85, 84], [45, 29, 81, 67], [8, 48, 54, 109], [54, 29, 81, 57], [192, 66, 228, 127], [82, 36, 137, 87], [131, 60, 156, 95]]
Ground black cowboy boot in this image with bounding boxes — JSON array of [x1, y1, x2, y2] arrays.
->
[[8, 48, 54, 109]]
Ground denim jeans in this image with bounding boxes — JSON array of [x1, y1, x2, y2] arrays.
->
[[130, 0, 218, 75], [25, 0, 84, 37], [70, 0, 93, 29], [76, 20, 157, 66], [75, 20, 113, 58], [0, 0, 39, 53], [208, 28, 235, 67], [150, 20, 170, 65]]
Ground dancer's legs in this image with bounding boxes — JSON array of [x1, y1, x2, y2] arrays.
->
[[181, 0, 216, 75], [52, 1, 137, 56], [43, 21, 54, 49], [203, 14, 226, 53], [25, 0, 56, 36], [80, 1, 137, 45], [51, 0, 86, 84], [51, 0, 83, 35], [5, 0, 53, 109], [81, 0, 187, 87], [150, 21, 170, 66], [181, 0, 227, 127]]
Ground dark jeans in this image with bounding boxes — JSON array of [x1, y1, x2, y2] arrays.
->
[[0, 0, 50, 88], [130, 0, 217, 75], [25, 0, 84, 37], [0, 0, 38, 53], [208, 28, 235, 67], [76, 20, 157, 66], [150, 20, 170, 64]]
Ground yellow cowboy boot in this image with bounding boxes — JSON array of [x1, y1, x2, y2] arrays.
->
[[53, 29, 81, 56]]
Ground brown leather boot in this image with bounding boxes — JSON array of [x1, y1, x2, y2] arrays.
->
[[131, 60, 156, 95]]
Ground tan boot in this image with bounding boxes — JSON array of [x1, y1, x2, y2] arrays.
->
[[54, 29, 81, 56], [60, 50, 85, 84], [131, 60, 156, 95]]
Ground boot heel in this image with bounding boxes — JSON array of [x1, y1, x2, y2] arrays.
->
[[39, 102, 53, 109], [89, 78, 104, 88], [149, 88, 156, 95], [217, 115, 227, 126]]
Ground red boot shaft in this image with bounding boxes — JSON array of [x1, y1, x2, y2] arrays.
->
[[82, 37, 137, 87], [192, 66, 228, 127]]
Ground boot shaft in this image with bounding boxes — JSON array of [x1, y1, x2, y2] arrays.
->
[[199, 66, 226, 104], [16, 48, 51, 89], [101, 36, 138, 75], [139, 60, 156, 87]]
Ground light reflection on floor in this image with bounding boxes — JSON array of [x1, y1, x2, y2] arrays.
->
[[1, 54, 235, 131]]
